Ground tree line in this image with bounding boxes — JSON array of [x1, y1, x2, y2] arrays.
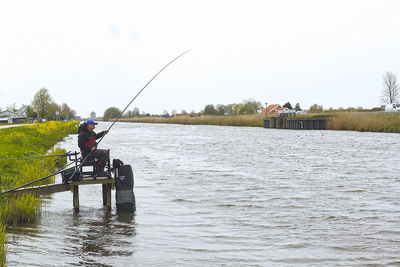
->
[[102, 72, 399, 119], [2, 88, 76, 122]]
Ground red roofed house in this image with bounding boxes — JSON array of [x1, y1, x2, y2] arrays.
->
[[260, 104, 287, 115]]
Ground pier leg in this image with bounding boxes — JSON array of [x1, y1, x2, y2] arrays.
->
[[102, 184, 107, 206], [106, 183, 112, 209], [73, 185, 79, 210]]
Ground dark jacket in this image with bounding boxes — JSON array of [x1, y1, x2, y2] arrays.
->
[[78, 123, 106, 156]]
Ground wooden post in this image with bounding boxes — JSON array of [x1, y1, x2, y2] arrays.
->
[[73, 185, 79, 210], [106, 183, 112, 208], [102, 184, 107, 206]]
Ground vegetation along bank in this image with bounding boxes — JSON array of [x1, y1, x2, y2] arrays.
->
[[118, 112, 400, 133], [0, 121, 78, 266]]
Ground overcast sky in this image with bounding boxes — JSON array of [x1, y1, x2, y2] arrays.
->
[[1, 0, 400, 117]]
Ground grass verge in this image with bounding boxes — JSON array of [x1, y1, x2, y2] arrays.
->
[[0, 121, 78, 265]]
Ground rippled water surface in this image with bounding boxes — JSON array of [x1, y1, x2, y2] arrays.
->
[[6, 123, 400, 266]]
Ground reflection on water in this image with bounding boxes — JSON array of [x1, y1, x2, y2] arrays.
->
[[6, 123, 400, 266]]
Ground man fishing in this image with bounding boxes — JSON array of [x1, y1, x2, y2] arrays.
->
[[78, 120, 109, 176]]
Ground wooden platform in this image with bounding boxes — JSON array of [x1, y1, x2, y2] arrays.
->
[[10, 177, 115, 210]]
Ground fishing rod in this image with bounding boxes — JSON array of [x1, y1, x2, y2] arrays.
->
[[1, 160, 78, 194], [0, 151, 75, 161], [1, 151, 74, 194], [104, 49, 192, 137], [2, 49, 191, 194], [70, 49, 192, 179]]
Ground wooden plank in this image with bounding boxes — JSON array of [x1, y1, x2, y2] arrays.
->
[[102, 184, 107, 206], [106, 183, 112, 209], [8, 178, 114, 196], [70, 178, 114, 186], [73, 185, 79, 210], [12, 183, 70, 196]]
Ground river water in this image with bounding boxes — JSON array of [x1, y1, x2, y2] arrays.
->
[[6, 122, 400, 266]]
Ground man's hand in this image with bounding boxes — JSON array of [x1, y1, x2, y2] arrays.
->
[[91, 146, 96, 151], [104, 130, 109, 134]]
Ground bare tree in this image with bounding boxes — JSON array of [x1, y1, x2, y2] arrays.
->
[[381, 71, 399, 104], [6, 103, 19, 112]]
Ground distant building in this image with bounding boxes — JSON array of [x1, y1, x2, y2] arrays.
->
[[260, 104, 286, 115], [90, 111, 96, 120], [0, 107, 29, 123]]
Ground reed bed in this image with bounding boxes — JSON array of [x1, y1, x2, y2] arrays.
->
[[330, 112, 400, 133], [0, 121, 78, 265], [121, 114, 265, 127]]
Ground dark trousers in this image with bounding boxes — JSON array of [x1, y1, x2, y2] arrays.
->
[[90, 149, 108, 170]]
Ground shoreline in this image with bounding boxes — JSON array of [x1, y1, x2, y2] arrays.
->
[[114, 112, 400, 133]]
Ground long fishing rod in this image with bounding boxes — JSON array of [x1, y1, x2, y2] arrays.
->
[[0, 151, 75, 161], [1, 151, 74, 194], [2, 50, 192, 194], [1, 160, 78, 194], [103, 49, 192, 141], [71, 49, 192, 178]]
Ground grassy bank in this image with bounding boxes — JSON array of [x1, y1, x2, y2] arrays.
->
[[0, 121, 78, 265], [119, 112, 400, 133], [0, 225, 4, 267]]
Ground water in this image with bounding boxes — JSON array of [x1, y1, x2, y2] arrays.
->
[[6, 123, 400, 266]]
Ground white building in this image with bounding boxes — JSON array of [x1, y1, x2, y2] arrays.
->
[[0, 107, 28, 123], [90, 111, 96, 120]]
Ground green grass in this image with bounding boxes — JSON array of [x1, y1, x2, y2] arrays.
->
[[0, 121, 78, 265], [0, 224, 5, 267]]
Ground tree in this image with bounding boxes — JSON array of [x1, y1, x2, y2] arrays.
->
[[216, 104, 225, 116], [309, 104, 323, 113], [241, 99, 263, 114], [26, 105, 37, 118], [233, 104, 241, 115], [125, 110, 133, 118], [46, 102, 61, 120], [203, 104, 217, 115], [32, 88, 52, 122], [224, 104, 235, 116], [181, 109, 187, 114], [381, 71, 399, 104], [283, 102, 293, 109], [103, 107, 121, 120], [59, 103, 75, 120], [171, 109, 177, 116], [7, 103, 18, 112], [132, 107, 140, 117], [294, 103, 301, 111]]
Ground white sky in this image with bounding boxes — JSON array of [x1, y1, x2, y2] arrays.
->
[[1, 0, 400, 117]]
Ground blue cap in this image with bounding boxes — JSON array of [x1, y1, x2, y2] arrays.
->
[[86, 120, 98, 125]]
